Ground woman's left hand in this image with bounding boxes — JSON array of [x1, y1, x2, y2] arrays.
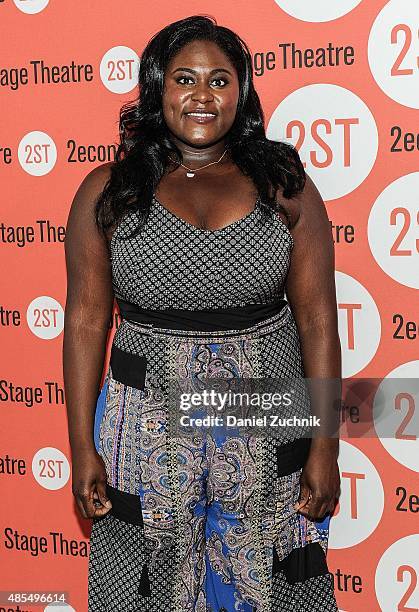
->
[[294, 444, 341, 520]]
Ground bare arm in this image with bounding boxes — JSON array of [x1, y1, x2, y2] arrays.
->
[[284, 171, 341, 519], [63, 163, 114, 518]]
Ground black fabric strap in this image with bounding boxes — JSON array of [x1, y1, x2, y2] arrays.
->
[[109, 344, 147, 390], [116, 297, 288, 331], [138, 564, 151, 597], [277, 437, 311, 477], [106, 483, 144, 527], [272, 541, 330, 583]]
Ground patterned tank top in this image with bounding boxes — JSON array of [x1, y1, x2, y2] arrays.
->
[[110, 194, 294, 312]]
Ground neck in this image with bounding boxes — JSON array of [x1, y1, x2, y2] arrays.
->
[[169, 136, 229, 169]]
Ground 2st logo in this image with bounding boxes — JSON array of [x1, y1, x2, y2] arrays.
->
[[32, 447, 70, 490], [18, 131, 57, 176], [375, 534, 419, 612], [374, 360, 419, 473], [99, 46, 140, 94], [368, 173, 419, 290], [335, 272, 381, 378], [329, 440, 384, 549], [26, 296, 64, 339], [12, 0, 49, 14], [368, 0, 418, 109], [273, 0, 362, 23], [267, 84, 378, 200]]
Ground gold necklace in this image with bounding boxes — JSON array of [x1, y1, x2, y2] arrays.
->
[[168, 148, 228, 178]]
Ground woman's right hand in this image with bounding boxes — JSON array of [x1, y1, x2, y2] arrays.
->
[[71, 448, 113, 519]]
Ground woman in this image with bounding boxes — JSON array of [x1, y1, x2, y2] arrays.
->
[[64, 15, 341, 612]]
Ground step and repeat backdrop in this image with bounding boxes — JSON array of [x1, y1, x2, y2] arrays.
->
[[1, 0, 418, 610]]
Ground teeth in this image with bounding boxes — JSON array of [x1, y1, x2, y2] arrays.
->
[[187, 112, 215, 117]]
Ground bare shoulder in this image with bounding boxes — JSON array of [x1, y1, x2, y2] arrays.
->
[[276, 171, 329, 234], [65, 162, 115, 248], [73, 161, 114, 203]]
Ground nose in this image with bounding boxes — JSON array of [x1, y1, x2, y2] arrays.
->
[[191, 82, 214, 103]]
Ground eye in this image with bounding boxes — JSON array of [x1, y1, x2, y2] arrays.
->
[[176, 76, 194, 85], [211, 77, 228, 87], [175, 76, 229, 87]]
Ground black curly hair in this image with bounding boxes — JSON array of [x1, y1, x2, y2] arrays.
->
[[95, 14, 306, 238]]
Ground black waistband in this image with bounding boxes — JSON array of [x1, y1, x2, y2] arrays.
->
[[116, 297, 288, 331]]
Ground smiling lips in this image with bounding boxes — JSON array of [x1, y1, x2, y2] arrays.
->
[[185, 111, 217, 124]]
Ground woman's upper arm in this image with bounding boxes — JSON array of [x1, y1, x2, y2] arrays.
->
[[64, 163, 114, 327], [284, 172, 338, 335]]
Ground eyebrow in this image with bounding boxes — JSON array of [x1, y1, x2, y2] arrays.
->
[[171, 67, 233, 76]]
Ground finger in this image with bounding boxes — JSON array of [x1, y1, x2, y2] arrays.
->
[[294, 483, 311, 510], [315, 502, 330, 520], [95, 481, 112, 509], [75, 495, 89, 519], [312, 498, 334, 520], [80, 487, 98, 518], [76, 491, 95, 518], [93, 500, 111, 517], [327, 500, 337, 516], [93, 482, 112, 517], [298, 495, 325, 520], [73, 483, 94, 518], [73, 482, 89, 519]]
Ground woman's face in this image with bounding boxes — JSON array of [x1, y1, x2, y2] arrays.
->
[[162, 39, 240, 148]]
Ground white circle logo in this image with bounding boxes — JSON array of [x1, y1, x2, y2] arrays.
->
[[368, 172, 419, 289], [375, 534, 419, 612], [273, 0, 362, 23], [32, 448, 70, 490], [100, 46, 140, 94], [335, 271, 381, 377], [18, 131, 57, 176], [374, 360, 419, 472], [368, 0, 419, 109], [267, 84, 378, 200], [45, 605, 76, 612], [26, 296, 64, 339], [13, 0, 49, 14], [329, 440, 384, 549]]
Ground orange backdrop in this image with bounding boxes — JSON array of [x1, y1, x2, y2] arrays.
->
[[1, 1, 418, 611]]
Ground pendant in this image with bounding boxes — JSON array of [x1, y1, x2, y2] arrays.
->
[[186, 171, 195, 178]]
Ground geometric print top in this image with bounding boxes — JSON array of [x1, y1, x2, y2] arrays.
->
[[110, 194, 294, 310]]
